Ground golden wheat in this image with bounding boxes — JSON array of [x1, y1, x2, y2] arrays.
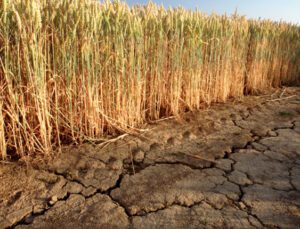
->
[[0, 0, 299, 158]]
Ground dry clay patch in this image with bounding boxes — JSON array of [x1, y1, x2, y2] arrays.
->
[[0, 87, 300, 228]]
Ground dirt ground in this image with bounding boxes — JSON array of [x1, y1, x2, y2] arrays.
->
[[1, 87, 300, 229]]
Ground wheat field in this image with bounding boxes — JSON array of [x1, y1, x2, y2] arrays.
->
[[0, 0, 300, 159]]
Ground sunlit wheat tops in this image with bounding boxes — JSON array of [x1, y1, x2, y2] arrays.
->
[[0, 0, 300, 158]]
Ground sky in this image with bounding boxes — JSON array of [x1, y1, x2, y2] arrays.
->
[[124, 0, 300, 24]]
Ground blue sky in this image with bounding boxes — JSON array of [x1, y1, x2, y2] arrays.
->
[[124, 0, 300, 24]]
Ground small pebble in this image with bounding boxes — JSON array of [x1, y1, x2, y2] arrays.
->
[[49, 195, 58, 205]]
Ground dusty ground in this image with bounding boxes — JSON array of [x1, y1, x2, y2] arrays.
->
[[1, 87, 300, 229]]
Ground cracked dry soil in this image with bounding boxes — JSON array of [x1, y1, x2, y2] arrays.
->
[[1, 87, 300, 229]]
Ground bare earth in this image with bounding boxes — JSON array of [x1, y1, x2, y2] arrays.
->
[[1, 87, 300, 229]]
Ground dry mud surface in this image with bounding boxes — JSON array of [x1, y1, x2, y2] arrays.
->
[[1, 87, 300, 229]]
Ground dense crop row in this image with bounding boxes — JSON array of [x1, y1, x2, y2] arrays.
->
[[1, 0, 300, 158]]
